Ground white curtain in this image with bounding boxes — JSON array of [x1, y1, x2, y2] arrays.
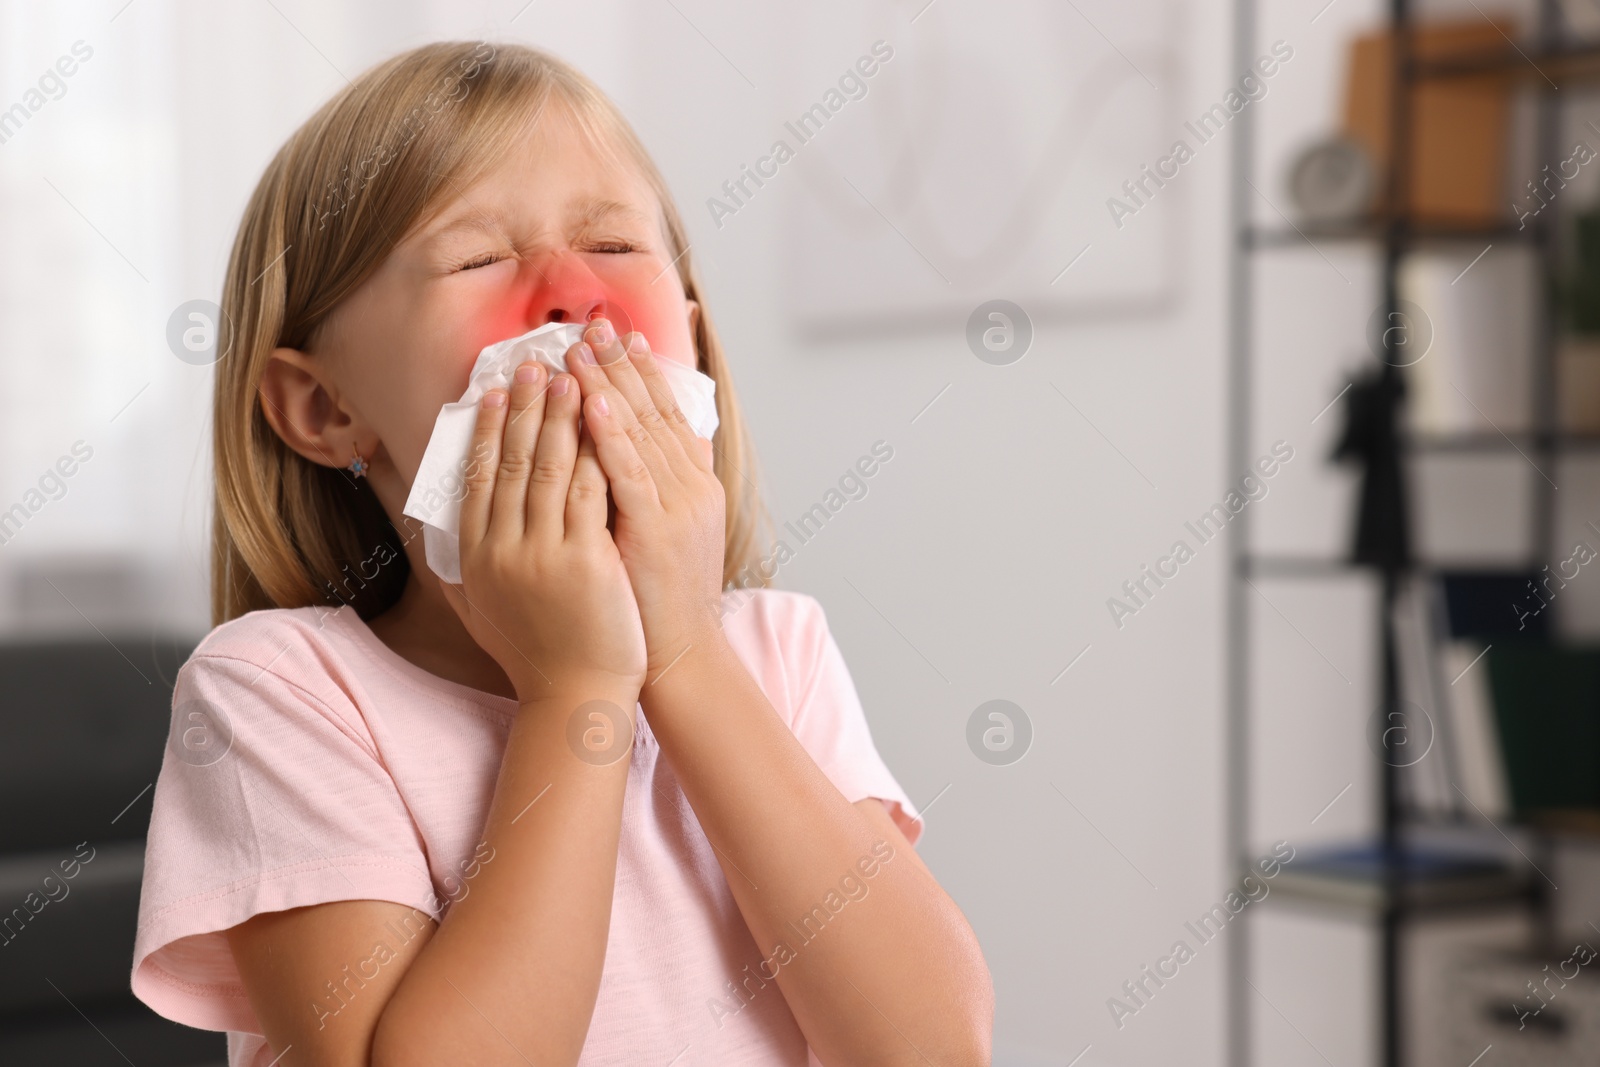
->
[[0, 0, 633, 635]]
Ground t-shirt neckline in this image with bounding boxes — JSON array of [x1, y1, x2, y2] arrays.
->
[[328, 604, 522, 715]]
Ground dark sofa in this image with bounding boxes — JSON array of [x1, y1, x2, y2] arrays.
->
[[0, 635, 224, 1065]]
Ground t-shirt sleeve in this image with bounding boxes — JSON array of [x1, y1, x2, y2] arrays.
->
[[132, 650, 439, 1033], [781, 595, 924, 846]]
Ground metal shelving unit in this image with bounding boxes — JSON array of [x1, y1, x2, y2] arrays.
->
[[1225, 1, 1590, 1064]]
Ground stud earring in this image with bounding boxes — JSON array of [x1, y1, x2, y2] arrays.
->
[[347, 445, 369, 479]]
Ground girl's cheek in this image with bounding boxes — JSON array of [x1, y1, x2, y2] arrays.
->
[[469, 298, 539, 357], [612, 297, 694, 368]]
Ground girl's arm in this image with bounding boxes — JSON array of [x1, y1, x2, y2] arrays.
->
[[227, 676, 640, 1067], [227, 681, 636, 1062], [643, 643, 994, 1067], [371, 679, 639, 1065], [562, 326, 993, 1064]]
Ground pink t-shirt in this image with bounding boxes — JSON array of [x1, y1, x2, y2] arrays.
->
[[131, 588, 922, 1066]]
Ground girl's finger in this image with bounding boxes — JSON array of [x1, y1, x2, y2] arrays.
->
[[584, 320, 687, 467], [457, 389, 507, 556], [528, 373, 582, 545], [582, 389, 661, 519], [569, 331, 677, 496], [565, 417, 612, 537], [619, 331, 706, 472], [489, 360, 549, 541]]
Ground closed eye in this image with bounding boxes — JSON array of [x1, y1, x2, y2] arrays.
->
[[588, 241, 637, 254], [452, 252, 505, 272]]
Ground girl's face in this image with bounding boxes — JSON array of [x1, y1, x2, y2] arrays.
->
[[268, 102, 700, 522]]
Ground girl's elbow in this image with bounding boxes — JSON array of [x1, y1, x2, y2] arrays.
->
[[934, 944, 995, 1065], [368, 1009, 411, 1067], [369, 994, 452, 1067], [956, 967, 996, 1065]]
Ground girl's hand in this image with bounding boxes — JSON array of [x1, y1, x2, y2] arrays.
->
[[438, 359, 648, 704], [565, 318, 727, 679]]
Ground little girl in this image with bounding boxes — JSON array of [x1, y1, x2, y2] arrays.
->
[[131, 41, 991, 1067]]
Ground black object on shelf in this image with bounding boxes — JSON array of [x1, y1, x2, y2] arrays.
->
[[1330, 367, 1413, 570]]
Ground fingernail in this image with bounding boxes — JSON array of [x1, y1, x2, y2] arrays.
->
[[514, 362, 540, 384], [594, 394, 610, 417], [586, 319, 614, 345], [550, 376, 570, 396], [482, 390, 507, 408], [627, 332, 649, 354], [573, 342, 596, 365]]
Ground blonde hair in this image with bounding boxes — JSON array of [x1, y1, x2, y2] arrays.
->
[[211, 41, 769, 627]]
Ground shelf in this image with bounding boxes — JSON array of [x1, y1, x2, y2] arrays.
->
[[1524, 808, 1600, 839], [1262, 841, 1536, 916], [1241, 555, 1544, 579], [1244, 220, 1538, 250], [1226, 5, 1578, 1062], [1266, 869, 1536, 916], [1408, 432, 1600, 453], [1413, 40, 1600, 84]]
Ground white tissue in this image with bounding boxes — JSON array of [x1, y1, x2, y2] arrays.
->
[[401, 321, 719, 584]]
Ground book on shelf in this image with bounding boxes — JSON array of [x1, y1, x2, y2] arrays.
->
[[1392, 576, 1511, 820], [1271, 841, 1527, 909], [1440, 639, 1512, 820]]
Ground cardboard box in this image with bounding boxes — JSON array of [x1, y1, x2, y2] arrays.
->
[[1343, 20, 1514, 224]]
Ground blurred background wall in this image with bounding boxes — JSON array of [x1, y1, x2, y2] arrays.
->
[[7, 0, 1600, 1065]]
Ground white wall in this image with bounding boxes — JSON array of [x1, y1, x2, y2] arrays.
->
[[624, 2, 1238, 1063]]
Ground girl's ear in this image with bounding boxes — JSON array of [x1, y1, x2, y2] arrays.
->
[[258, 347, 372, 471], [686, 298, 700, 339]]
